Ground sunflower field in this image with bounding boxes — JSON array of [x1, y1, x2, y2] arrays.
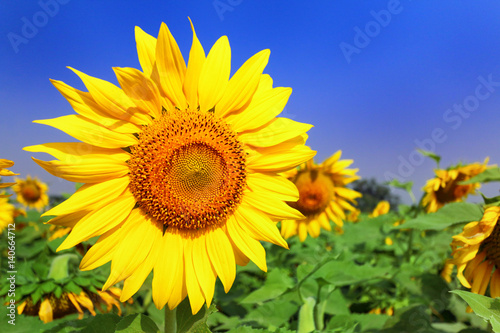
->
[[3, 20, 500, 333]]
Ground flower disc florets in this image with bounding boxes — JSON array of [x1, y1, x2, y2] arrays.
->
[[128, 110, 246, 229]]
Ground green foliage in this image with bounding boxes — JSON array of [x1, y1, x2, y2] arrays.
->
[[452, 291, 500, 332]]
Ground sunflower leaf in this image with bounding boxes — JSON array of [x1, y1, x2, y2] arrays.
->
[[451, 290, 500, 332], [176, 300, 217, 333], [115, 313, 160, 333], [241, 268, 295, 304], [417, 149, 441, 165], [393, 202, 483, 230], [460, 167, 500, 185]]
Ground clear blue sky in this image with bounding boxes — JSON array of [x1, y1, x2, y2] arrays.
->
[[2, 1, 500, 203]]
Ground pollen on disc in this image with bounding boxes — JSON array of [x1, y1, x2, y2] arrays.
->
[[128, 110, 247, 229]]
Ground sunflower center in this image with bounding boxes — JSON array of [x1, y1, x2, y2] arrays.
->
[[481, 218, 500, 268], [435, 173, 468, 204], [288, 170, 333, 217], [21, 182, 41, 202], [128, 110, 246, 230]]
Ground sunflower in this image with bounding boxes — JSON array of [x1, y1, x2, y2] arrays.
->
[[26, 21, 315, 314], [422, 160, 489, 213], [0, 194, 15, 234], [449, 206, 500, 298], [18, 288, 125, 323], [12, 175, 49, 211], [369, 200, 390, 218], [280, 151, 361, 242], [0, 159, 18, 196], [346, 208, 360, 223]]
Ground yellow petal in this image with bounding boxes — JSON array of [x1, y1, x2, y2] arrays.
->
[[0, 159, 14, 168], [75, 292, 96, 316], [34, 115, 137, 149], [216, 49, 270, 117], [153, 230, 183, 309], [246, 138, 316, 173], [156, 22, 187, 109], [103, 210, 160, 289], [184, 235, 206, 314], [114, 67, 162, 118], [227, 215, 267, 271], [235, 201, 289, 249], [192, 232, 216, 307], [42, 177, 129, 217], [68, 67, 151, 126], [121, 225, 162, 301], [38, 298, 53, 323], [205, 227, 235, 293], [31, 156, 129, 184], [239, 117, 313, 147], [58, 190, 136, 250], [198, 36, 230, 112], [135, 26, 157, 76], [80, 223, 123, 271], [243, 190, 304, 221], [227, 87, 291, 132], [50, 79, 142, 134], [307, 220, 321, 238], [183, 18, 206, 108], [246, 172, 299, 202]]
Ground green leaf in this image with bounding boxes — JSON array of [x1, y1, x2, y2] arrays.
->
[[31, 286, 44, 305], [63, 281, 82, 295], [176, 299, 217, 333], [115, 313, 160, 333], [244, 298, 299, 328], [326, 313, 389, 331], [41, 280, 57, 294], [394, 202, 483, 230], [313, 260, 390, 286], [461, 167, 500, 184], [54, 285, 63, 299], [417, 149, 441, 165], [73, 275, 92, 287], [452, 290, 500, 331], [241, 268, 295, 304], [297, 297, 316, 333], [386, 179, 416, 203]]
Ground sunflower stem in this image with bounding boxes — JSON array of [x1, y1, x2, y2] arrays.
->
[[164, 306, 177, 333], [405, 229, 414, 262]]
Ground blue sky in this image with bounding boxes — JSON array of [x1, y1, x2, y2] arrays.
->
[[2, 1, 500, 203]]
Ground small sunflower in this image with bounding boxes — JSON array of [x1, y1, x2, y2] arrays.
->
[[346, 208, 360, 223], [12, 175, 49, 211], [0, 159, 18, 196], [0, 194, 15, 233], [26, 21, 315, 314], [280, 151, 361, 242], [449, 206, 500, 298], [422, 160, 489, 213], [369, 200, 390, 218], [18, 288, 125, 323]]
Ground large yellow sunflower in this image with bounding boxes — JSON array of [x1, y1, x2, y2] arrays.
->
[[449, 206, 500, 298], [0, 159, 18, 196], [422, 160, 489, 213], [12, 176, 49, 211], [280, 150, 361, 241], [26, 21, 315, 314], [18, 287, 125, 323]]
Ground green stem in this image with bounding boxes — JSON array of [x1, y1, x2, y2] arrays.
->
[[164, 306, 177, 333], [405, 229, 414, 262]]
